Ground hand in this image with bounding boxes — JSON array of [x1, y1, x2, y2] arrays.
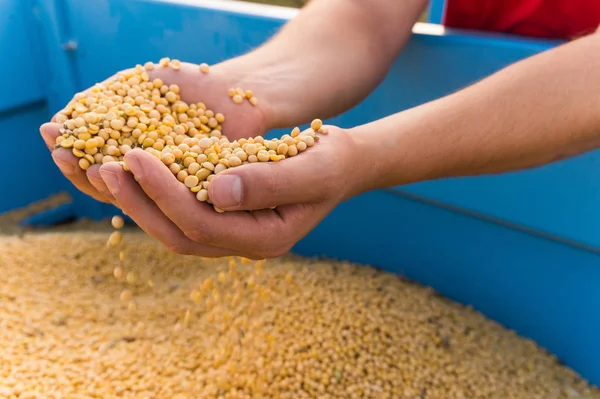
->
[[39, 61, 268, 205], [97, 125, 361, 258]]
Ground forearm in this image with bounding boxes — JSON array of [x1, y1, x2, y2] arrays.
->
[[351, 31, 600, 193], [218, 0, 427, 129]]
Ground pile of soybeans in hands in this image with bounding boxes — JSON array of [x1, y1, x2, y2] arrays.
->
[[53, 58, 326, 213], [0, 59, 598, 398]]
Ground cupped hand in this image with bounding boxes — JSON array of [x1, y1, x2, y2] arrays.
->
[[39, 60, 363, 258], [97, 126, 361, 259], [39, 61, 268, 205]]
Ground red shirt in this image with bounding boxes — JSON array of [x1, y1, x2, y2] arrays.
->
[[443, 0, 600, 40]]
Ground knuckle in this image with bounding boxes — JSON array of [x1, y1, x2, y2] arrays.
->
[[143, 178, 177, 205], [148, 187, 169, 204], [132, 172, 152, 189], [165, 239, 192, 255], [184, 225, 211, 245]]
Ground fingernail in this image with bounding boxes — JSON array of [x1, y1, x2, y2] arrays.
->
[[52, 154, 75, 174], [212, 175, 243, 208], [99, 170, 120, 195]]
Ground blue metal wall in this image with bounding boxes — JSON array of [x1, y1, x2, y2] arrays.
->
[[428, 0, 446, 24], [0, 1, 66, 213], [6, 0, 600, 386]]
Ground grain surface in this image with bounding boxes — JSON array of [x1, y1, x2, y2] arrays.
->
[[0, 218, 597, 398]]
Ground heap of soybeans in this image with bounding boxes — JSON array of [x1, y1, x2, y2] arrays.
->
[[1, 216, 598, 398], [1, 58, 598, 398], [53, 58, 326, 213]]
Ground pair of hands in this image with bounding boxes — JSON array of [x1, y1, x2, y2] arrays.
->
[[40, 62, 362, 259]]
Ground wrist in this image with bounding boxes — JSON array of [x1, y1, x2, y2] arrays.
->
[[346, 111, 424, 195], [345, 124, 383, 196], [337, 124, 388, 199]]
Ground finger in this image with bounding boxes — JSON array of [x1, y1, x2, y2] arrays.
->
[[40, 123, 61, 152], [51, 148, 112, 204], [98, 162, 243, 257], [208, 149, 335, 211], [123, 149, 285, 253], [86, 164, 116, 203], [41, 123, 113, 203]]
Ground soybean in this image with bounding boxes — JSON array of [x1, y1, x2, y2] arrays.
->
[[0, 226, 597, 399]]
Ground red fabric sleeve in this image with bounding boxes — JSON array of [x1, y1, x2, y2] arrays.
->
[[443, 0, 600, 40]]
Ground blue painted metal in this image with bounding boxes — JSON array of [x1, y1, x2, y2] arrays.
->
[[19, 201, 75, 227], [60, 0, 292, 89], [29, 0, 79, 114], [27, 0, 123, 220], [427, 0, 445, 24], [0, 105, 67, 214], [0, 0, 66, 213], [3, 0, 600, 386], [0, 1, 44, 113]]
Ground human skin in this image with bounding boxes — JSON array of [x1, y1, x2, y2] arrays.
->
[[349, 27, 600, 195], [40, 0, 600, 259], [40, 0, 428, 258]]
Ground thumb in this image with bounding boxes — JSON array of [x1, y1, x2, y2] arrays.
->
[[208, 158, 333, 211]]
